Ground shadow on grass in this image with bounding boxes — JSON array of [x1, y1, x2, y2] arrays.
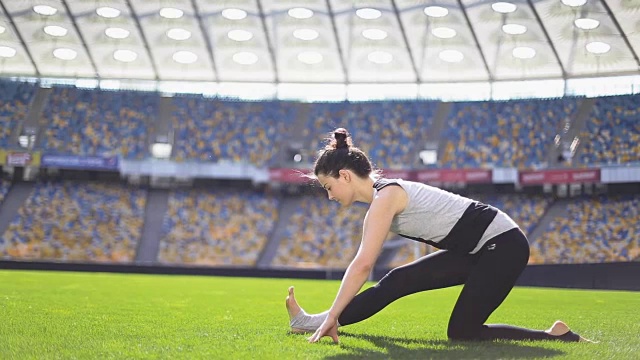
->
[[322, 331, 565, 360]]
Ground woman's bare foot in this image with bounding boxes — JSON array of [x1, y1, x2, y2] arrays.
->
[[286, 286, 311, 334], [286, 286, 303, 322], [546, 320, 596, 343], [285, 286, 331, 334]]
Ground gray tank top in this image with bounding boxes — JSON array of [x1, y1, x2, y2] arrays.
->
[[373, 178, 519, 254]]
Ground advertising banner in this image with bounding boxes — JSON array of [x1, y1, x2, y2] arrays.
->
[[416, 169, 492, 184], [41, 155, 119, 171], [519, 168, 600, 185], [1, 150, 41, 166], [268, 168, 312, 183], [269, 168, 492, 184], [380, 169, 415, 180]]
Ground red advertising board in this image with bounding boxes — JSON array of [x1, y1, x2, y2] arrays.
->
[[270, 168, 418, 183], [380, 169, 414, 180], [270, 168, 493, 184], [519, 168, 600, 185], [268, 168, 313, 183], [416, 169, 492, 184]]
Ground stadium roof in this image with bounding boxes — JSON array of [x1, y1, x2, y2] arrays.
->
[[0, 0, 639, 86]]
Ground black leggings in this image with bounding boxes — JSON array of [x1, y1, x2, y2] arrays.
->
[[337, 228, 570, 341]]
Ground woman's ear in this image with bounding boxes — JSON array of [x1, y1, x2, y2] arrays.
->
[[339, 169, 351, 182]]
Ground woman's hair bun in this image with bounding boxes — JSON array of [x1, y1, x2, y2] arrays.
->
[[333, 128, 350, 149]]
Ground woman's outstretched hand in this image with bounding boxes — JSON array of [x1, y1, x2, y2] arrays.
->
[[307, 315, 339, 344]]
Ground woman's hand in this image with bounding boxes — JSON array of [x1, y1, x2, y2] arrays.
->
[[307, 315, 339, 344]]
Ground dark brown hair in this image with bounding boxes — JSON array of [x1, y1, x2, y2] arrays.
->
[[313, 128, 377, 179]]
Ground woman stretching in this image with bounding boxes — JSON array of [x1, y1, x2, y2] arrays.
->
[[286, 128, 592, 344]]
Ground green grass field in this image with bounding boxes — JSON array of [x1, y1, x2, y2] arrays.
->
[[1, 270, 638, 359]]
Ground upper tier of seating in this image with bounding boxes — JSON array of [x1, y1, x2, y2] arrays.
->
[[0, 80, 37, 147], [440, 98, 579, 169], [0, 79, 637, 169], [580, 94, 640, 165], [171, 97, 296, 166], [302, 101, 437, 169], [39, 87, 158, 159]]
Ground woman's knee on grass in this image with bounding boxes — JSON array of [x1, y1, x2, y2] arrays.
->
[[447, 321, 483, 341]]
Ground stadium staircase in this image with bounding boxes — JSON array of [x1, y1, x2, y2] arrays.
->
[[10, 86, 52, 148], [281, 103, 310, 164], [430, 102, 454, 166], [151, 97, 175, 157], [135, 189, 169, 264], [255, 195, 296, 268], [526, 199, 571, 246], [0, 182, 34, 238], [572, 98, 604, 167], [547, 98, 597, 167]]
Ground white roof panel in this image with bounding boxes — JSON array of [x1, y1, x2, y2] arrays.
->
[[0, 0, 637, 83]]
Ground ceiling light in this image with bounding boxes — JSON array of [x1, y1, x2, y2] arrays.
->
[[222, 8, 247, 20], [356, 8, 382, 20], [491, 2, 517, 13], [227, 29, 253, 42], [0, 26, 6, 34], [167, 28, 192, 41], [502, 24, 527, 35], [561, 0, 587, 6], [160, 8, 184, 19], [586, 41, 611, 54], [33, 5, 57, 16], [512, 46, 536, 59], [96, 7, 120, 18], [297, 51, 323, 65], [293, 29, 319, 41], [233, 51, 258, 65], [439, 50, 464, 63], [424, 6, 448, 18], [432, 27, 456, 39], [288, 8, 314, 19], [44, 25, 67, 37], [173, 51, 198, 64], [105, 27, 130, 39], [0, 46, 16, 58], [362, 28, 388, 40], [53, 48, 77, 61], [368, 51, 393, 64], [574, 18, 600, 30], [113, 49, 137, 62]]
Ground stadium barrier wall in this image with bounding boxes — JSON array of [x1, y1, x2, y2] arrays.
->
[[1, 260, 638, 291]]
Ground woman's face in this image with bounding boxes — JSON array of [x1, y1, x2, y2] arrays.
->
[[317, 170, 354, 207]]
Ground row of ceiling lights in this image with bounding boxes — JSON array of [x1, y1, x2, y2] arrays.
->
[[0, 5, 195, 64], [0, 1, 611, 67], [27, 1, 594, 20], [0, 45, 198, 64]]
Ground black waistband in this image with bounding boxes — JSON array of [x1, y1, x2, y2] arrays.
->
[[400, 201, 498, 254]]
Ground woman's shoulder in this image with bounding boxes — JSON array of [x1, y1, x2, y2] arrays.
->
[[371, 179, 409, 215], [372, 177, 402, 190]]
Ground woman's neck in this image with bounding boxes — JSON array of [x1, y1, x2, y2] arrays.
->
[[354, 176, 376, 204]]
